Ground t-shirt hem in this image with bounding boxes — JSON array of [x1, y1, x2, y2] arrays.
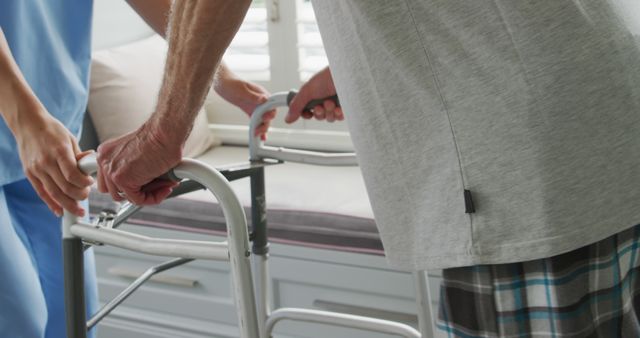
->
[[387, 220, 640, 271]]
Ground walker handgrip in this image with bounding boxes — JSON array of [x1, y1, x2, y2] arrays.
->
[[77, 152, 179, 181], [157, 171, 180, 182], [286, 90, 340, 111], [78, 152, 98, 176], [249, 92, 357, 166]]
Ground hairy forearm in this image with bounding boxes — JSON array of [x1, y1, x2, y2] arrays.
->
[[148, 0, 250, 146], [0, 27, 46, 134], [127, 0, 238, 99]]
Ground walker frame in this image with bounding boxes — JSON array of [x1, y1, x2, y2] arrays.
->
[[62, 92, 433, 338]]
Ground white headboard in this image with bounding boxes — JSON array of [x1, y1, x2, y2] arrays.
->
[[92, 0, 154, 51]]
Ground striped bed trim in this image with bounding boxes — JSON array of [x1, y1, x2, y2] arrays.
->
[[89, 189, 384, 255]]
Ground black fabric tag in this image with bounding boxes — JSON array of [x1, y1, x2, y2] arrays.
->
[[464, 189, 475, 213]]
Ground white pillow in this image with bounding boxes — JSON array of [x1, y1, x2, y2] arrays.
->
[[88, 35, 219, 158]]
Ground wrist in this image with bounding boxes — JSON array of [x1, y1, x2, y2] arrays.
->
[[144, 114, 187, 158], [1, 80, 45, 133], [11, 96, 49, 141], [214, 73, 237, 96]]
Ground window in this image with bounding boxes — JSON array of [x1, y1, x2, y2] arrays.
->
[[297, 0, 327, 81], [225, 1, 270, 81], [212, 0, 353, 151]]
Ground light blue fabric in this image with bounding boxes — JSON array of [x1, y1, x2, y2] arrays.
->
[[0, 179, 98, 338], [0, 0, 93, 185]]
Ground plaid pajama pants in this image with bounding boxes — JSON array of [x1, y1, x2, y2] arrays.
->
[[437, 224, 640, 338]]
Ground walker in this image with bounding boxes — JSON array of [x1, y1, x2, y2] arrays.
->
[[63, 91, 433, 338]]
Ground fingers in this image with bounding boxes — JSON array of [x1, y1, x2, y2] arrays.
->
[[313, 105, 326, 120], [324, 99, 338, 122], [335, 107, 344, 121], [105, 174, 125, 202], [256, 122, 271, 139], [255, 109, 276, 139], [125, 180, 176, 205], [98, 164, 125, 202], [96, 169, 108, 194], [59, 147, 94, 189], [96, 143, 125, 202], [288, 96, 343, 123], [49, 164, 91, 201], [286, 89, 310, 124], [263, 109, 277, 122], [138, 186, 174, 205], [315, 99, 343, 122], [38, 171, 85, 216], [142, 179, 179, 192], [324, 99, 335, 122], [76, 149, 94, 161], [24, 143, 90, 217]]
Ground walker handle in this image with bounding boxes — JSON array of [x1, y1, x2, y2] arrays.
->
[[66, 155, 260, 338], [78, 152, 179, 181], [249, 92, 357, 166]]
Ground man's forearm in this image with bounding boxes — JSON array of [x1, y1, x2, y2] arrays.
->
[[128, 0, 238, 99], [149, 0, 251, 146], [0, 27, 46, 134]]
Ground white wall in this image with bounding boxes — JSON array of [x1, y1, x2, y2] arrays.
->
[[92, 0, 153, 51]]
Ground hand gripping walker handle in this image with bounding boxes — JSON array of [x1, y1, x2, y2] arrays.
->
[[249, 91, 358, 166], [69, 153, 260, 338], [77, 152, 179, 181], [286, 90, 340, 112]]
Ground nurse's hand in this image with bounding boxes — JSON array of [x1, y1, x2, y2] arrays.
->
[[96, 118, 180, 206], [286, 66, 343, 124], [15, 114, 94, 217]]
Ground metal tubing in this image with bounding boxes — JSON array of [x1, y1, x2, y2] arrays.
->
[[414, 271, 434, 338], [252, 254, 270, 338], [265, 308, 422, 338], [76, 155, 259, 337], [248, 93, 358, 166], [257, 146, 358, 166], [63, 238, 87, 338], [63, 203, 78, 239], [70, 223, 230, 261], [173, 159, 260, 338], [250, 167, 270, 337], [249, 93, 288, 161], [108, 201, 141, 229], [250, 169, 268, 254], [78, 152, 98, 175], [87, 257, 194, 329]]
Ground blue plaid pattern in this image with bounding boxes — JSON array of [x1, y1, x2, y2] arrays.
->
[[437, 224, 640, 338]]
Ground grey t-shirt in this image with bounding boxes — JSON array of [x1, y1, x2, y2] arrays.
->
[[312, 1, 640, 270]]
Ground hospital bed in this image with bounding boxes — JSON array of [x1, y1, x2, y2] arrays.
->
[[63, 92, 432, 338]]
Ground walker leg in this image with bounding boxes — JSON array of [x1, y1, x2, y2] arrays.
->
[[413, 270, 434, 338], [63, 237, 87, 338], [251, 168, 270, 337]]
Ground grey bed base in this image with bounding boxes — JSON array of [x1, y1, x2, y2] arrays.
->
[[63, 92, 432, 338]]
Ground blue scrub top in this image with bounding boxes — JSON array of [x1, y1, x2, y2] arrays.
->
[[0, 0, 93, 186]]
